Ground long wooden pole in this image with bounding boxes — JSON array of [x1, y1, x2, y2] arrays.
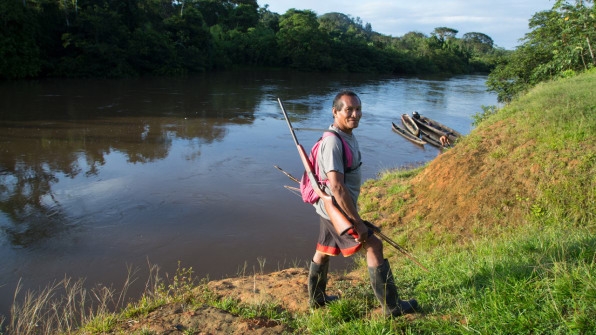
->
[[278, 98, 353, 236]]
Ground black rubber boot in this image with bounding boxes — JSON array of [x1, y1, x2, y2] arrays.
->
[[308, 259, 338, 308], [368, 259, 419, 317]]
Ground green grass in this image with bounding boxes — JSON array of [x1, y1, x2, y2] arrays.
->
[[293, 221, 596, 334], [436, 223, 595, 334]]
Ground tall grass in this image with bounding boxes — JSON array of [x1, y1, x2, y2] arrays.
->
[[3, 265, 145, 335], [1, 261, 205, 335]]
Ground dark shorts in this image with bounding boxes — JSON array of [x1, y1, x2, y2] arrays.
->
[[315, 216, 371, 257]]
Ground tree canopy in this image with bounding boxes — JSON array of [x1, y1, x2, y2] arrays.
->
[[1, 0, 502, 79], [487, 0, 595, 102]]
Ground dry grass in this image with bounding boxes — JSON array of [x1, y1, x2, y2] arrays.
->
[[4, 264, 151, 335]]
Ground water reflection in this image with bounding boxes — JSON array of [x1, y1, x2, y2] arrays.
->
[[1, 71, 270, 250], [0, 114, 242, 244], [1, 161, 65, 247]]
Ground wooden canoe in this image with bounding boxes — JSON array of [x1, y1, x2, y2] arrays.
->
[[392, 122, 426, 145], [401, 113, 420, 137], [411, 113, 462, 143]]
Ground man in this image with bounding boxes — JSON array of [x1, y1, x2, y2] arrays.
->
[[308, 90, 419, 317], [439, 134, 451, 147]]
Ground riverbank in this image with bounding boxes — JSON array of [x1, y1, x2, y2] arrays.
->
[[3, 70, 596, 334]]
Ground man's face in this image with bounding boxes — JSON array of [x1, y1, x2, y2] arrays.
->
[[333, 95, 362, 133]]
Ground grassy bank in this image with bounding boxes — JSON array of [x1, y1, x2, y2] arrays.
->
[[2, 70, 596, 334]]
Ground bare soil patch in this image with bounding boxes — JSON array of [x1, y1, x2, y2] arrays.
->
[[111, 268, 362, 334]]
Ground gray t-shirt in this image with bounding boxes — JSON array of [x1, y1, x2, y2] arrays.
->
[[314, 125, 362, 219]]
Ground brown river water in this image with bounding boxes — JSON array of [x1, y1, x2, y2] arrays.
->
[[0, 70, 497, 317]]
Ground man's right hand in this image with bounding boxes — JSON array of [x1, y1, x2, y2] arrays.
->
[[353, 219, 369, 243]]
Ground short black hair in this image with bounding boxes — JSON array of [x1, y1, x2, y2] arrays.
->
[[332, 90, 360, 110]]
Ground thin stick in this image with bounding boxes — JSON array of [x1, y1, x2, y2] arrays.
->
[[364, 221, 429, 272], [284, 185, 299, 191], [274, 165, 300, 184], [278, 97, 353, 236]]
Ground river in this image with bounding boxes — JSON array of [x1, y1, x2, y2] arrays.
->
[[0, 70, 497, 317]]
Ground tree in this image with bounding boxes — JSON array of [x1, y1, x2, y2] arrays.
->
[[258, 4, 279, 32], [397, 31, 426, 51], [431, 27, 458, 41], [555, 0, 596, 68], [0, 1, 42, 78], [163, 5, 213, 73], [276, 9, 332, 70], [58, 1, 134, 77], [487, 0, 595, 102], [462, 32, 494, 54], [196, 0, 231, 27], [228, 1, 258, 31], [486, 44, 546, 102], [0, 0, 499, 79]]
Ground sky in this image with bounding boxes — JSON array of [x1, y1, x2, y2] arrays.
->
[[258, 0, 554, 50]]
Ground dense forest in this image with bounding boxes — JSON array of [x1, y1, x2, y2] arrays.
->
[[0, 0, 503, 80], [2, 0, 594, 101]]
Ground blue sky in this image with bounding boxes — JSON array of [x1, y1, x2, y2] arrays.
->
[[258, 1, 554, 49]]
